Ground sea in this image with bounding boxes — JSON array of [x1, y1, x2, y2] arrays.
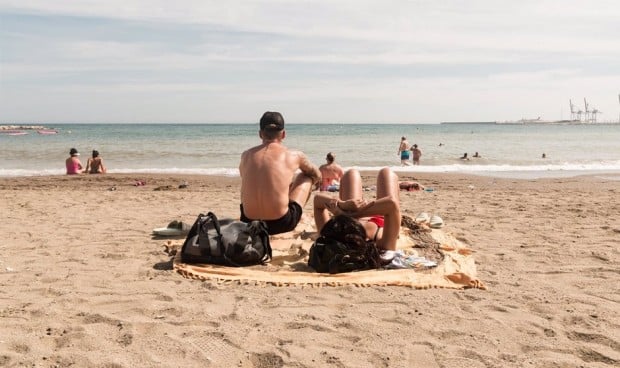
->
[[1, 123, 620, 179]]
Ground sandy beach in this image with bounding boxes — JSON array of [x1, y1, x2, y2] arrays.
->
[[1, 172, 618, 367]]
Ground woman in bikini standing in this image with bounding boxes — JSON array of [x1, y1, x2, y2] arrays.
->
[[313, 167, 401, 257]]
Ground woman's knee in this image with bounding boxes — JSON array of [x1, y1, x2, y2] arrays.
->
[[343, 168, 360, 181], [377, 168, 399, 198]]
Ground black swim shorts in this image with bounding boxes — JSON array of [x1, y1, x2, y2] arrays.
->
[[240, 201, 303, 235]]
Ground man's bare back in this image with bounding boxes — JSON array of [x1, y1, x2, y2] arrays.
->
[[239, 112, 320, 234], [241, 142, 311, 219]]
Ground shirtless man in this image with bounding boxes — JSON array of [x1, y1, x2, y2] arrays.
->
[[318, 152, 344, 191], [85, 150, 107, 174], [398, 136, 411, 165], [239, 111, 321, 235]]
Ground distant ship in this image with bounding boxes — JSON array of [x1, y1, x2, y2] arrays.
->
[[497, 118, 583, 125], [441, 119, 582, 125]]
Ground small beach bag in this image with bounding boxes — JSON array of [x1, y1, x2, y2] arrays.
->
[[181, 212, 272, 266], [308, 215, 382, 274]]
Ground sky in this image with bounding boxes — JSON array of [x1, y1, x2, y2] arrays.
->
[[1, 0, 619, 124]]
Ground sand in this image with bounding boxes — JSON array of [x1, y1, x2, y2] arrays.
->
[[0, 172, 619, 368]]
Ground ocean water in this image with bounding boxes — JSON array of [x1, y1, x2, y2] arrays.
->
[[1, 123, 619, 178]]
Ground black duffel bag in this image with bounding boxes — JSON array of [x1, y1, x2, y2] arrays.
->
[[181, 212, 272, 266]]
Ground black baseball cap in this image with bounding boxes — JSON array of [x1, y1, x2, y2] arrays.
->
[[259, 111, 285, 131]]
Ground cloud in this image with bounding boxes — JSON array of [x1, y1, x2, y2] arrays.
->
[[1, 1, 619, 122]]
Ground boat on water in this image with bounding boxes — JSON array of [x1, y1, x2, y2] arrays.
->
[[495, 118, 583, 125], [0, 130, 29, 136], [37, 129, 58, 135]]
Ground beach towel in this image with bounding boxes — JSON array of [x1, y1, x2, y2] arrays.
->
[[171, 215, 485, 289]]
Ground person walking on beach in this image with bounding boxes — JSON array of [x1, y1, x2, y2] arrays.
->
[[313, 167, 401, 257], [85, 150, 107, 174], [319, 152, 344, 191], [239, 111, 321, 235], [65, 148, 83, 175], [411, 144, 422, 165], [398, 137, 411, 165]]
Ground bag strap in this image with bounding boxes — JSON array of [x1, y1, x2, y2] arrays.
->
[[205, 212, 226, 257], [206, 212, 221, 236]]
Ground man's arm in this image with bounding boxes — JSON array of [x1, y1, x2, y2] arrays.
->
[[298, 152, 321, 185], [238, 150, 247, 177]]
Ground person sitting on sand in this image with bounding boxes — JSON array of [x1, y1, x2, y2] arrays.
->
[[473, 152, 481, 158], [313, 167, 401, 258], [460, 153, 469, 161], [65, 148, 83, 175], [85, 150, 107, 174], [319, 152, 344, 191], [239, 111, 321, 235]]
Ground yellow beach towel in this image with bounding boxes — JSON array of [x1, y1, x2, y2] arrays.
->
[[171, 215, 485, 289]]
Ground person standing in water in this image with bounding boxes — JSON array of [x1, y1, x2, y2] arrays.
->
[[397, 136, 411, 166], [411, 144, 422, 165]]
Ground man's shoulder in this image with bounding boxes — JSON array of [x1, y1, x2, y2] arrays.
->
[[244, 143, 276, 155], [243, 143, 298, 162]]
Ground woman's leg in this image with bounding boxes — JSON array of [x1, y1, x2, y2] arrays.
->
[[339, 169, 363, 201], [374, 167, 401, 250], [375, 167, 400, 201], [313, 169, 364, 231], [345, 168, 400, 250]]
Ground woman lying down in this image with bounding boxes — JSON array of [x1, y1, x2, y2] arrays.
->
[[313, 167, 401, 262]]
